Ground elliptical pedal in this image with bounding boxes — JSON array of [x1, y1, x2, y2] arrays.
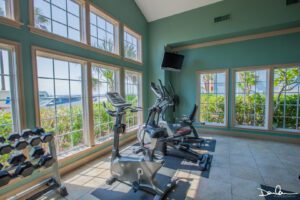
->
[[106, 177, 116, 185], [198, 154, 212, 171]]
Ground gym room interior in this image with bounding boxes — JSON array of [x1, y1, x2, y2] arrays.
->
[[0, 0, 300, 199]]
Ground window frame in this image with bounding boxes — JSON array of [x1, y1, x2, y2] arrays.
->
[[123, 26, 142, 64], [89, 3, 120, 55], [272, 65, 300, 133], [29, 0, 87, 43], [124, 69, 143, 131], [0, 0, 22, 28], [90, 62, 120, 143], [0, 39, 25, 134], [231, 67, 271, 130], [32, 46, 89, 156], [196, 69, 229, 127]]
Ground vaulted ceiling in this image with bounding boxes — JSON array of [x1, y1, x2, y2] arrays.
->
[[135, 0, 223, 22]]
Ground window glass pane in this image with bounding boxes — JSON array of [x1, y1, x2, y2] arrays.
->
[[52, 0, 66, 10], [53, 21, 67, 37], [68, 27, 80, 41], [89, 9, 118, 54], [125, 71, 142, 130], [90, 24, 97, 37], [34, 0, 82, 42], [273, 67, 300, 131], [34, 0, 51, 18], [52, 6, 67, 24], [199, 71, 226, 126], [0, 0, 7, 17], [90, 12, 96, 25], [97, 17, 105, 29], [37, 55, 84, 155], [234, 70, 268, 128], [67, 0, 79, 16], [92, 65, 118, 143], [106, 22, 113, 34], [68, 14, 80, 30], [0, 47, 18, 167], [54, 60, 69, 79], [37, 57, 53, 78], [69, 62, 81, 80]]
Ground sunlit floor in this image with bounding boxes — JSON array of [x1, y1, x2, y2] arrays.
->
[[41, 134, 300, 200]]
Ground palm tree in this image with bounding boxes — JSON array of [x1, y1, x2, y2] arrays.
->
[[124, 43, 137, 59], [34, 8, 49, 30], [91, 68, 114, 92]]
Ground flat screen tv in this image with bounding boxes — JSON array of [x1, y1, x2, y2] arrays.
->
[[161, 52, 184, 72]]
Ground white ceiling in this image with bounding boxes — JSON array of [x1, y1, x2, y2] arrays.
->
[[135, 0, 223, 22]]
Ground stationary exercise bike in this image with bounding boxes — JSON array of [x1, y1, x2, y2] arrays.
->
[[104, 92, 176, 200]]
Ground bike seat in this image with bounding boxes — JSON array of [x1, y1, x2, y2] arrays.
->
[[174, 127, 192, 137], [144, 126, 166, 138]]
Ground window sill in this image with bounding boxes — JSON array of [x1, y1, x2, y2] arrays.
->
[[0, 17, 23, 29], [28, 26, 121, 59], [233, 125, 269, 131], [195, 123, 227, 128], [123, 57, 143, 66]]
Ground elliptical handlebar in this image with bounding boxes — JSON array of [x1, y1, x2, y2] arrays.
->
[[103, 102, 142, 117]]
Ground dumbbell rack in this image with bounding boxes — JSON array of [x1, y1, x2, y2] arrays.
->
[[0, 129, 68, 200], [9, 139, 68, 200]]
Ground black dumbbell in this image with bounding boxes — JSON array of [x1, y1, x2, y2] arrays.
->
[[8, 153, 27, 166], [0, 136, 13, 155], [30, 146, 45, 159], [21, 129, 42, 147], [32, 128, 54, 143], [0, 170, 12, 187], [7, 133, 28, 151], [15, 161, 35, 177], [38, 154, 55, 168]]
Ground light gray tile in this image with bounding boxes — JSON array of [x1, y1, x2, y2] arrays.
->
[[195, 178, 232, 200], [259, 166, 299, 186], [209, 166, 231, 183], [230, 155, 257, 169], [231, 177, 261, 200], [230, 164, 264, 183]]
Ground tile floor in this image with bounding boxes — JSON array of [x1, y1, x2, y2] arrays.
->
[[41, 134, 300, 200]]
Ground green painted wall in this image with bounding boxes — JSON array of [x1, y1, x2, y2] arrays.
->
[[148, 0, 300, 138], [0, 0, 149, 128]]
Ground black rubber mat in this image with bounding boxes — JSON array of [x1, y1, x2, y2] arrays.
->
[[200, 139, 216, 152], [258, 185, 300, 200], [91, 156, 199, 200]]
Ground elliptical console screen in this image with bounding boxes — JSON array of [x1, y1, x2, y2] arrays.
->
[[106, 92, 131, 107]]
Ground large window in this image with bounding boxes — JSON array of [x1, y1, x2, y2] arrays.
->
[[33, 0, 83, 42], [92, 64, 119, 143], [0, 43, 21, 166], [198, 71, 227, 126], [124, 26, 142, 62], [234, 69, 268, 128], [0, 0, 13, 19], [125, 70, 142, 130], [90, 6, 119, 54], [273, 66, 300, 131], [36, 52, 85, 154]]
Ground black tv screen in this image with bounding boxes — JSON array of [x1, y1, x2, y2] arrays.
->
[[161, 52, 184, 71]]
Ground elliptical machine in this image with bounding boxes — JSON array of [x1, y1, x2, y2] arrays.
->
[[136, 81, 211, 171], [105, 92, 176, 200]]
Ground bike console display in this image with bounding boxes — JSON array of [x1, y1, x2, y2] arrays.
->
[[106, 92, 131, 108]]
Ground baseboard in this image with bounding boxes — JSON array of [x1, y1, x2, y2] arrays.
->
[[198, 128, 300, 145]]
